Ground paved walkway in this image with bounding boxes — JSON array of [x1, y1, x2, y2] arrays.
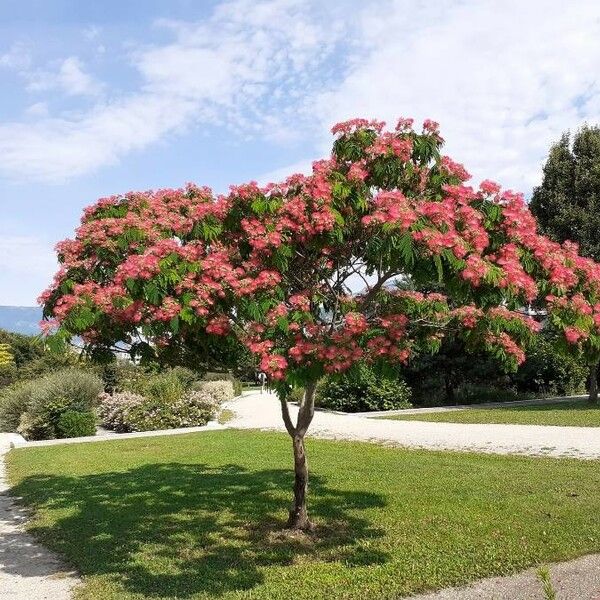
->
[[0, 434, 80, 599], [408, 553, 600, 600], [225, 392, 600, 459]]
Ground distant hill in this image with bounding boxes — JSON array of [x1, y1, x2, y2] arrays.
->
[[0, 306, 42, 335]]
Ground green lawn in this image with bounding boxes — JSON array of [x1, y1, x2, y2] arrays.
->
[[7, 430, 600, 600], [379, 400, 600, 427]]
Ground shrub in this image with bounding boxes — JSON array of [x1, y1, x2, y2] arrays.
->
[[97, 391, 146, 432], [512, 336, 587, 396], [98, 389, 218, 433], [57, 411, 97, 438], [125, 368, 204, 401], [288, 387, 305, 404], [0, 380, 36, 431], [202, 372, 243, 396], [100, 360, 143, 393], [316, 366, 412, 412], [15, 369, 103, 440], [191, 380, 235, 404], [169, 366, 198, 389], [172, 391, 219, 427]]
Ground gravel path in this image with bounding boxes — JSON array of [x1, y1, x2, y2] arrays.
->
[[0, 433, 80, 599], [226, 391, 600, 459], [407, 553, 600, 600]]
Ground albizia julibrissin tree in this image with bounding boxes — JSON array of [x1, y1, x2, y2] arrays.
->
[[41, 117, 600, 529]]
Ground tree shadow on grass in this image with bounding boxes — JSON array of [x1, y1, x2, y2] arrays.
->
[[9, 463, 388, 597]]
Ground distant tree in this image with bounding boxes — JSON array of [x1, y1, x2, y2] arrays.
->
[[530, 125, 600, 402]]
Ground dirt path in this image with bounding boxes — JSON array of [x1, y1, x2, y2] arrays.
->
[[0, 433, 80, 599]]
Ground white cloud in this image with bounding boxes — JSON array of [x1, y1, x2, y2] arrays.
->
[[309, 0, 600, 192], [24, 102, 48, 118], [0, 236, 57, 305], [0, 0, 343, 183], [0, 42, 31, 70], [1, 0, 600, 191], [27, 56, 103, 97], [257, 159, 313, 186]]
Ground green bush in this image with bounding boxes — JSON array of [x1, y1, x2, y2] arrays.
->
[[14, 368, 103, 440], [57, 411, 97, 438], [202, 372, 242, 396], [98, 389, 218, 433], [288, 387, 305, 405], [512, 336, 587, 396], [316, 365, 412, 412], [191, 380, 235, 403], [169, 366, 198, 389], [0, 380, 37, 432]]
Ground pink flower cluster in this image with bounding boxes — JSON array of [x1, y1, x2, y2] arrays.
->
[[41, 115, 600, 382]]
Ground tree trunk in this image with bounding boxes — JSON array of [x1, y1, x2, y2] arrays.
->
[[443, 368, 455, 405], [280, 380, 317, 530], [288, 434, 311, 529], [589, 362, 599, 404]]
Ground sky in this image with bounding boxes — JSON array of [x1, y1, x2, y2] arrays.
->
[[1, 0, 600, 306]]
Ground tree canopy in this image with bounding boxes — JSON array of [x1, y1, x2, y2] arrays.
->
[[41, 117, 600, 527], [530, 125, 600, 261], [530, 124, 600, 398]]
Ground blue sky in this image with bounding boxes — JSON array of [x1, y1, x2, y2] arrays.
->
[[1, 0, 600, 305]]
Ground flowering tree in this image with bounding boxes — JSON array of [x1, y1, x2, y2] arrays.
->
[[41, 117, 600, 529]]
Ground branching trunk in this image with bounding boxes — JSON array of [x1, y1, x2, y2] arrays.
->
[[280, 380, 317, 530], [589, 362, 599, 404]]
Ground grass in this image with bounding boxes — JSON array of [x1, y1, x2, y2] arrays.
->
[[379, 400, 600, 427], [7, 430, 600, 600]]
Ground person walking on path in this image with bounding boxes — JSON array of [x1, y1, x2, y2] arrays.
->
[[257, 371, 267, 394]]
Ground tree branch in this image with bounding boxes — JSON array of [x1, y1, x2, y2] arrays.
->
[[279, 395, 296, 436]]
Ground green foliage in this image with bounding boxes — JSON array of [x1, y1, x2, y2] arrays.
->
[[537, 566, 557, 600], [0, 328, 44, 367], [530, 126, 600, 261], [287, 387, 305, 404], [12, 350, 85, 383], [56, 411, 97, 438], [404, 333, 587, 406], [0, 380, 37, 431], [316, 364, 412, 412], [512, 336, 587, 396], [125, 370, 187, 403], [11, 369, 103, 440], [98, 390, 218, 433]]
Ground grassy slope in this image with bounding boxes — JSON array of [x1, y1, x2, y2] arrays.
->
[[7, 430, 600, 600], [381, 401, 600, 427]]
